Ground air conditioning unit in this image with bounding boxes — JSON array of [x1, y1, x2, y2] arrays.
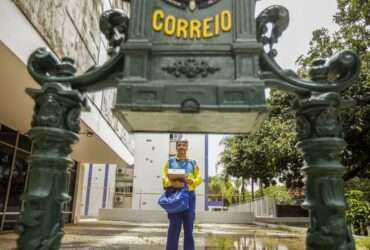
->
[[115, 196, 123, 203]]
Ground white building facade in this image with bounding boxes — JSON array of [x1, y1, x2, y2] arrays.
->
[[80, 164, 117, 218]]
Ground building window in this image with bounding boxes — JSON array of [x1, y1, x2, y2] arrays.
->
[[63, 161, 77, 223], [0, 125, 17, 145], [0, 125, 31, 231], [170, 133, 183, 141], [0, 143, 14, 214]]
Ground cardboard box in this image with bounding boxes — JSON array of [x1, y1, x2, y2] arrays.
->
[[167, 168, 186, 180]]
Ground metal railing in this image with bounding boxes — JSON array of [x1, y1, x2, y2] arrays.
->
[[228, 197, 277, 217]]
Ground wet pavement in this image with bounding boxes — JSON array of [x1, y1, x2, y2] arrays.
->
[[0, 221, 306, 250], [1, 221, 369, 249]]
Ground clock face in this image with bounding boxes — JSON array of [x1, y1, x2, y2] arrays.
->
[[164, 0, 221, 10]]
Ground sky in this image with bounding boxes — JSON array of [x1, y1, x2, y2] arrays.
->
[[256, 0, 339, 69], [207, 0, 339, 177]]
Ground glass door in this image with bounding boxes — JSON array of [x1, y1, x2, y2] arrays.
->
[[2, 150, 29, 230], [0, 142, 15, 231]]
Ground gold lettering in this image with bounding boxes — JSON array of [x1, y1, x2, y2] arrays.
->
[[203, 17, 214, 38], [190, 19, 202, 40], [151, 9, 233, 40], [152, 10, 165, 31], [177, 18, 189, 39], [221, 10, 232, 32], [164, 15, 176, 36], [214, 13, 220, 36]]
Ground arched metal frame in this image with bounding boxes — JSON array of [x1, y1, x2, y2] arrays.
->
[[17, 3, 360, 250]]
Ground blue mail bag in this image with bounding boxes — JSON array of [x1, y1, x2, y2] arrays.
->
[[158, 187, 189, 214]]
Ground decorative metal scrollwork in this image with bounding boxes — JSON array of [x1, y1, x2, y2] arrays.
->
[[27, 9, 128, 92], [256, 5, 290, 58], [162, 58, 220, 79], [100, 9, 129, 56], [257, 5, 361, 95]]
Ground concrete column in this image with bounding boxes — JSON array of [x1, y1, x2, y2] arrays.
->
[[72, 163, 85, 224]]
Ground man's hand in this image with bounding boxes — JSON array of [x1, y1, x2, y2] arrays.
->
[[184, 177, 194, 185], [171, 180, 184, 188]]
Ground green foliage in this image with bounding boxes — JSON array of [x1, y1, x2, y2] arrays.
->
[[345, 177, 370, 201], [220, 91, 304, 189], [221, 0, 369, 189], [346, 190, 370, 226], [208, 176, 239, 205], [206, 235, 234, 249], [263, 185, 294, 205], [356, 237, 370, 250]]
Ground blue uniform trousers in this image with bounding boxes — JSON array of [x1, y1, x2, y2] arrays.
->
[[166, 191, 196, 250]]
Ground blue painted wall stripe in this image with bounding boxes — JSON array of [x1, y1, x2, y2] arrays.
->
[[204, 134, 209, 211], [84, 164, 93, 216], [102, 164, 110, 208]]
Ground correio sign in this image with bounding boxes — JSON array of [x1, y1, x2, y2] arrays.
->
[[152, 9, 232, 39], [115, 0, 267, 133]]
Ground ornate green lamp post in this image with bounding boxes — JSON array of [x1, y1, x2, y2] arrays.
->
[[258, 6, 360, 249], [16, 1, 360, 250], [17, 56, 88, 249], [16, 10, 128, 249]]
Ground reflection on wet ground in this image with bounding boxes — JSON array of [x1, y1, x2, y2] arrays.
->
[[1, 222, 369, 249], [58, 236, 303, 250], [0, 223, 305, 250], [205, 235, 303, 250]]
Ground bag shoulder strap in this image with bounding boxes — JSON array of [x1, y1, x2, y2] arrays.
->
[[187, 160, 196, 174], [169, 158, 179, 169]]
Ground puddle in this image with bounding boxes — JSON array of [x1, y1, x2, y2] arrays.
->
[[0, 227, 305, 250], [59, 233, 304, 250], [205, 235, 304, 250], [3, 223, 369, 250]]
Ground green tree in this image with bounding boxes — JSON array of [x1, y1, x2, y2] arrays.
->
[[263, 185, 294, 205], [345, 177, 370, 201], [221, 0, 369, 191], [220, 93, 304, 190], [346, 190, 370, 235], [208, 176, 239, 205]]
